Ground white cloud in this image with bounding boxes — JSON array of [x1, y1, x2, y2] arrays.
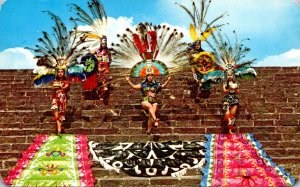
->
[[0, 47, 36, 69], [78, 16, 190, 47], [107, 17, 135, 45], [77, 16, 135, 50], [159, 22, 189, 42], [255, 49, 300, 66]]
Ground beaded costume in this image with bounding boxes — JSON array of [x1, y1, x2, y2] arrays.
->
[[222, 81, 239, 110], [114, 22, 187, 133], [141, 80, 162, 104]]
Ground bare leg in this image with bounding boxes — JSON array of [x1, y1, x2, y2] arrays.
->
[[229, 105, 238, 134], [230, 105, 238, 116], [141, 101, 159, 132], [146, 113, 153, 133], [150, 103, 159, 127], [141, 101, 157, 120], [224, 103, 233, 134], [53, 110, 61, 134]]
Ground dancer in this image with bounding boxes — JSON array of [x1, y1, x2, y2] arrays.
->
[[202, 30, 257, 134], [29, 11, 88, 133], [191, 51, 217, 102], [51, 67, 70, 134], [222, 70, 239, 134], [126, 68, 171, 133], [70, 0, 110, 100], [95, 36, 112, 99]]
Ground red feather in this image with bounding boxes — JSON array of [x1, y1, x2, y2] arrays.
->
[[234, 65, 240, 69], [148, 31, 157, 52], [132, 33, 144, 53], [216, 66, 224, 70]]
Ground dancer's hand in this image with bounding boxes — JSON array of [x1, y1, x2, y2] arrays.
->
[[167, 76, 172, 81], [125, 76, 130, 81]]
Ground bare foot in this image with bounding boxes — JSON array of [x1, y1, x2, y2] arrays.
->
[[154, 118, 159, 127]]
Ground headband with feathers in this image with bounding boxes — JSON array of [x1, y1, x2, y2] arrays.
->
[[28, 11, 88, 87], [112, 22, 190, 77], [69, 0, 107, 48]]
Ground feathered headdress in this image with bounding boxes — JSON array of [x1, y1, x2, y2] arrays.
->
[[176, 0, 227, 48], [28, 11, 88, 87], [202, 30, 257, 82], [112, 22, 189, 77], [69, 0, 107, 48]]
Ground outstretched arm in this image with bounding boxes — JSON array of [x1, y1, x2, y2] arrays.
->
[[126, 76, 142, 89], [162, 76, 172, 88]]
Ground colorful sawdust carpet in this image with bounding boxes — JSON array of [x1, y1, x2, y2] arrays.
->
[[201, 134, 295, 187], [89, 141, 206, 178], [4, 134, 95, 187]]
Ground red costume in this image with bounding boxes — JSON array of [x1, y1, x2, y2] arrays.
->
[[96, 47, 112, 75], [51, 80, 70, 121], [96, 36, 112, 99]]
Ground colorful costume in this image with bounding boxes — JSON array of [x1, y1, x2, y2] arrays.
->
[[29, 11, 89, 133], [81, 53, 98, 91], [70, 1, 111, 100], [51, 80, 70, 121], [96, 37, 112, 98], [96, 45, 111, 75], [141, 80, 162, 104], [30, 12, 87, 88], [202, 30, 257, 132], [178, 0, 226, 101], [112, 22, 189, 77], [191, 52, 220, 100], [222, 81, 239, 109]]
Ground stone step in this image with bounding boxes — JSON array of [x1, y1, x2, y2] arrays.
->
[[95, 175, 201, 187]]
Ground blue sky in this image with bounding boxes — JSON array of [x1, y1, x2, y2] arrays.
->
[[0, 0, 299, 69]]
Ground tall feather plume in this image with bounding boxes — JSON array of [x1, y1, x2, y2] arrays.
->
[[69, 0, 107, 46], [206, 29, 256, 69], [112, 23, 189, 69], [27, 11, 88, 71], [177, 0, 227, 41]]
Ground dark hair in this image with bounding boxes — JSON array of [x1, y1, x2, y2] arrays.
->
[[55, 69, 67, 80], [142, 74, 155, 83], [99, 44, 108, 51], [224, 76, 236, 89]]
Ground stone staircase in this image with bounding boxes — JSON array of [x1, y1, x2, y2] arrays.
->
[[0, 67, 299, 186]]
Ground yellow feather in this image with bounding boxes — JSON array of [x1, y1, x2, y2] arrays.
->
[[200, 27, 216, 41], [83, 33, 102, 40], [33, 72, 55, 81], [189, 24, 198, 42]]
